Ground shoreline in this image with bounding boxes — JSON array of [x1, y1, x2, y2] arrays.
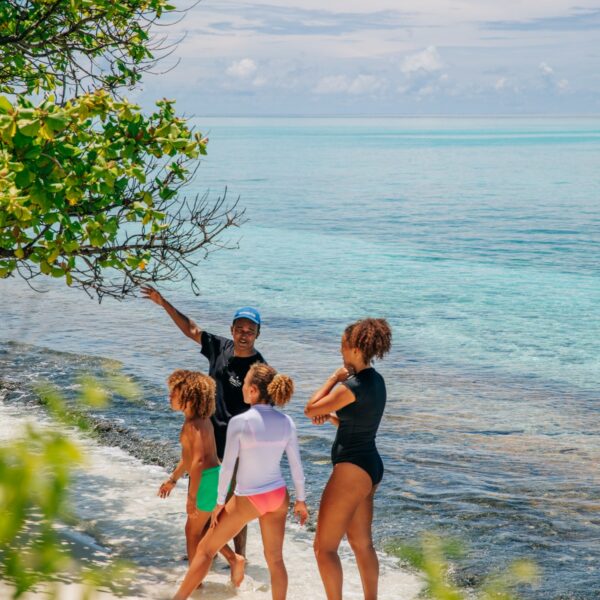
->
[[0, 399, 423, 600]]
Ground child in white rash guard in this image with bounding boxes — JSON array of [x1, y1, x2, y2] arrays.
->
[[217, 402, 306, 510]]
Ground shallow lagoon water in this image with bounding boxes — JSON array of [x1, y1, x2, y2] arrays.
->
[[1, 117, 599, 598]]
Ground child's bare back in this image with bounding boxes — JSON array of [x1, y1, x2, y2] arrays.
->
[[179, 416, 219, 475]]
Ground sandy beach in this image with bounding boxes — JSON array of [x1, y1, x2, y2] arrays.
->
[[0, 397, 422, 600]]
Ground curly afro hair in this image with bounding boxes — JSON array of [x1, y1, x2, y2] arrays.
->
[[344, 318, 392, 363], [167, 370, 216, 418]]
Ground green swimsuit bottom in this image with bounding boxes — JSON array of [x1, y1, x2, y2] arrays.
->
[[195, 465, 221, 512]]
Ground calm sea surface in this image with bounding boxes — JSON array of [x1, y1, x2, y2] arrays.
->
[[1, 117, 599, 598]]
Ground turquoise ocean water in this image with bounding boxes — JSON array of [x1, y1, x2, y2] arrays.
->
[[1, 118, 599, 598]]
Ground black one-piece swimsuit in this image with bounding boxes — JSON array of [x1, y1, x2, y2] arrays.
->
[[331, 367, 386, 486]]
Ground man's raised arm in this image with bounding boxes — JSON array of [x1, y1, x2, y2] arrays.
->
[[140, 285, 202, 344]]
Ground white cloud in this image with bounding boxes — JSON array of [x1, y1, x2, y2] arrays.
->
[[539, 61, 569, 92], [401, 46, 443, 75], [314, 74, 386, 95], [252, 76, 268, 88], [139, 2, 596, 114], [314, 75, 350, 94], [226, 58, 258, 79], [417, 84, 436, 97], [348, 74, 387, 95]]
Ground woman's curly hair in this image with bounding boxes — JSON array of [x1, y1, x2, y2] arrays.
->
[[167, 370, 216, 418], [247, 363, 294, 407], [344, 318, 392, 363]]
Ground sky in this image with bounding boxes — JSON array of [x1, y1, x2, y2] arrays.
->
[[135, 1, 600, 115]]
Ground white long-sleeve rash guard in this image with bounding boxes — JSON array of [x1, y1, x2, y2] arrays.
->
[[217, 404, 306, 505]]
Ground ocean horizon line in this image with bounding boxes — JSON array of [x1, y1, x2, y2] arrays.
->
[[181, 113, 600, 120]]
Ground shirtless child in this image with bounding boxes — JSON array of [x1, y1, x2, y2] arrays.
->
[[157, 370, 245, 586]]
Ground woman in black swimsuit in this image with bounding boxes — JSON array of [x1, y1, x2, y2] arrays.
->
[[305, 318, 391, 600]]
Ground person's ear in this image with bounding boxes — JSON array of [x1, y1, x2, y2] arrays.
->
[[255, 327, 260, 338]]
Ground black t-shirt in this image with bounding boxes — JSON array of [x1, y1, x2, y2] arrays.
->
[[332, 367, 386, 462], [200, 331, 266, 458]]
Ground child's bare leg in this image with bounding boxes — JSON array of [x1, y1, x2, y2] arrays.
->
[[185, 512, 211, 563], [258, 492, 290, 600], [218, 543, 246, 587], [199, 519, 245, 586], [229, 460, 248, 557], [233, 525, 247, 556], [173, 496, 258, 600]]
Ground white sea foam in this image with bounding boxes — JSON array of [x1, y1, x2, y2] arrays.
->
[[0, 400, 422, 599]]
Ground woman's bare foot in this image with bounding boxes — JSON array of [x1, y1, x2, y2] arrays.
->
[[229, 553, 245, 587]]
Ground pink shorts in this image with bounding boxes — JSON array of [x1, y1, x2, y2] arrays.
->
[[246, 486, 287, 516]]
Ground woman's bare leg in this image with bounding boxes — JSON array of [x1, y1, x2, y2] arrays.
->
[[314, 463, 372, 600], [258, 491, 290, 600], [346, 486, 378, 600], [172, 496, 259, 600]]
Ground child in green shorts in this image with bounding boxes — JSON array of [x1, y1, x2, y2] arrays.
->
[[157, 370, 245, 585]]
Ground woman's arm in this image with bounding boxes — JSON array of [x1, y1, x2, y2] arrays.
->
[[311, 413, 340, 427], [327, 413, 341, 427], [304, 367, 355, 418]]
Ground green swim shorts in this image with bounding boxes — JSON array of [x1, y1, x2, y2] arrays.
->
[[196, 465, 220, 512]]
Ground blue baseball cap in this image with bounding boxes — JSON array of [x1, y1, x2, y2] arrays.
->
[[233, 306, 261, 326]]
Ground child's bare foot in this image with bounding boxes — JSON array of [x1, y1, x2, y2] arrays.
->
[[229, 553, 245, 587]]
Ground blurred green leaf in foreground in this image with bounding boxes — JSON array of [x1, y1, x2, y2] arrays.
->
[[388, 532, 540, 600], [0, 372, 139, 598]]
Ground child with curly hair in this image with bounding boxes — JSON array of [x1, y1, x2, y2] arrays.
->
[[157, 369, 245, 586], [304, 318, 392, 600]]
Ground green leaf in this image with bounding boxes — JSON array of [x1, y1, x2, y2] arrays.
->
[[45, 115, 69, 132], [17, 118, 40, 137], [0, 95, 13, 114], [15, 168, 33, 188]]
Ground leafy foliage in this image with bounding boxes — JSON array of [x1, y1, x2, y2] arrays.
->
[[0, 0, 179, 96], [388, 533, 539, 600], [0, 426, 83, 597], [0, 1, 244, 300], [0, 373, 138, 598], [0, 91, 243, 299]]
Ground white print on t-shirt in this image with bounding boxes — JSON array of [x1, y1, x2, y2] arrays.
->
[[229, 373, 242, 387]]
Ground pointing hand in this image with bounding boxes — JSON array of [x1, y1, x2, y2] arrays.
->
[[141, 285, 163, 307]]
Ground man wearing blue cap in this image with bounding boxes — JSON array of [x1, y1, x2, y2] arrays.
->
[[141, 285, 265, 556]]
